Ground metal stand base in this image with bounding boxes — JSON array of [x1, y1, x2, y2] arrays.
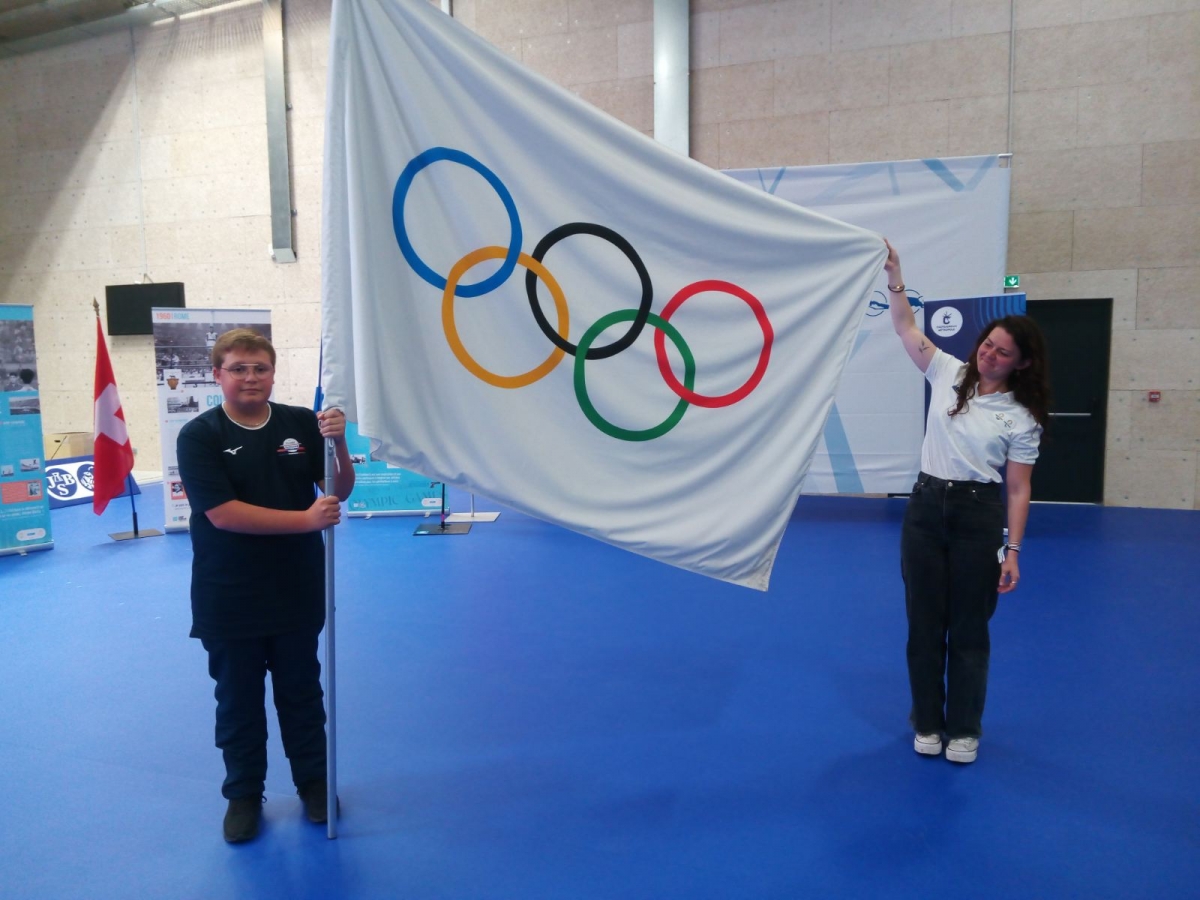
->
[[444, 493, 499, 523], [444, 511, 499, 523], [413, 521, 471, 536], [414, 483, 472, 534], [109, 529, 164, 541]]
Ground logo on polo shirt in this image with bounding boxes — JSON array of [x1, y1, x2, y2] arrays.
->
[[278, 437, 305, 455]]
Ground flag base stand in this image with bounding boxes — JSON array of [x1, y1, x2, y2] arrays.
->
[[413, 482, 472, 534], [444, 512, 498, 523], [445, 494, 499, 523], [109, 529, 163, 541], [413, 521, 471, 536]]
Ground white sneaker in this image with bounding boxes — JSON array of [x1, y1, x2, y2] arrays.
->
[[946, 737, 979, 763], [914, 733, 942, 755]]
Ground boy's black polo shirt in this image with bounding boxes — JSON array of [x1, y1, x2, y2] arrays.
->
[[177, 403, 326, 640]]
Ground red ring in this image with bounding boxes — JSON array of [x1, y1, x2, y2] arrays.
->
[[653, 279, 773, 408]]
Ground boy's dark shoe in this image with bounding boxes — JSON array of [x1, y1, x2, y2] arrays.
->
[[297, 779, 336, 824], [223, 795, 263, 843]]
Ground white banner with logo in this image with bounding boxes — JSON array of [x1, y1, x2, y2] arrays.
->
[[153, 308, 271, 532], [724, 156, 1010, 493]]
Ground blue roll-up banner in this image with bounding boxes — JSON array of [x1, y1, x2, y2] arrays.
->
[[924, 292, 1028, 445], [0, 304, 53, 555], [923, 293, 1027, 362], [344, 422, 440, 517]]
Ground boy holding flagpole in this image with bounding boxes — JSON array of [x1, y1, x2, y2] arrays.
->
[[177, 329, 353, 843]]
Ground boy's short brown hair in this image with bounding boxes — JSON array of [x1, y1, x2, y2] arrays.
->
[[211, 328, 276, 368]]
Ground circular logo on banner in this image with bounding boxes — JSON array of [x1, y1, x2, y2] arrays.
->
[[45, 467, 78, 499], [932, 306, 963, 337]]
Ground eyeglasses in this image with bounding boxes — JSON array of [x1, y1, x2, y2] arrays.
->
[[220, 364, 274, 379]]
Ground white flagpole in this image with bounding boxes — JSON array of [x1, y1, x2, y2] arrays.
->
[[324, 433, 338, 838]]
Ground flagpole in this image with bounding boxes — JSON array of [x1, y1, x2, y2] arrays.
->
[[324, 431, 338, 839], [93, 298, 160, 541], [102, 292, 141, 539], [125, 472, 140, 538]]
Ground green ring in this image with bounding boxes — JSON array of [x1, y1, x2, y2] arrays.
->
[[574, 310, 694, 441]]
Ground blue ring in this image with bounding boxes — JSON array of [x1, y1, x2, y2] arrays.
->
[[392, 148, 522, 298]]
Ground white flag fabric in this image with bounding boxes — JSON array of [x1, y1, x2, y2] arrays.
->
[[320, 0, 886, 590]]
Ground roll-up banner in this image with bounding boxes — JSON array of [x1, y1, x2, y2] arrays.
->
[[152, 308, 271, 532], [923, 293, 1027, 361], [344, 422, 440, 517], [923, 292, 1027, 418], [0, 305, 52, 555]]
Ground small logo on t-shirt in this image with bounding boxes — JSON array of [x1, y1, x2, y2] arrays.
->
[[932, 307, 963, 337], [994, 412, 1015, 430], [223, 446, 243, 456], [278, 438, 304, 455]]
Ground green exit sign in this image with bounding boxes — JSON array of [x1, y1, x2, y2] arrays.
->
[[1004, 275, 1020, 288]]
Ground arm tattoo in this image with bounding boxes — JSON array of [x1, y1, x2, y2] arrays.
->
[[919, 340, 929, 353]]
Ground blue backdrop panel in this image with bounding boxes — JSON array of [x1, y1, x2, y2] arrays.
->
[[44, 456, 141, 510]]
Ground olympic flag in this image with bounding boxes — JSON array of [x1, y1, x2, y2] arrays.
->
[[320, 0, 886, 590]]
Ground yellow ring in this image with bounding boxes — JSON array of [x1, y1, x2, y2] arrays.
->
[[442, 246, 569, 389]]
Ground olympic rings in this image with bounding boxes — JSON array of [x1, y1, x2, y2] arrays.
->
[[393, 147, 522, 298], [526, 223, 652, 360], [391, 147, 774, 441], [575, 310, 694, 442], [655, 280, 773, 409], [443, 246, 569, 389]]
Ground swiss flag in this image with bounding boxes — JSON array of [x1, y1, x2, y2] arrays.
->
[[93, 317, 135, 514]]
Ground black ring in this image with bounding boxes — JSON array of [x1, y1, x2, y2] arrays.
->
[[526, 223, 653, 360]]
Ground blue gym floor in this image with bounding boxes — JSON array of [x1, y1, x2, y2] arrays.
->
[[1, 486, 1197, 899]]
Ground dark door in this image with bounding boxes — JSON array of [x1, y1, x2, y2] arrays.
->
[[1025, 298, 1111, 503]]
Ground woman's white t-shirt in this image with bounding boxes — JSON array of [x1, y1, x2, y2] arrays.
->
[[921, 349, 1041, 483]]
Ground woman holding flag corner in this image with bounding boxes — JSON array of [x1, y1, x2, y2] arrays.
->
[[177, 328, 354, 842], [884, 239, 1050, 764]]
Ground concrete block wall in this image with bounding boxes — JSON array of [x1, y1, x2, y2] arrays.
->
[[0, 0, 1195, 506]]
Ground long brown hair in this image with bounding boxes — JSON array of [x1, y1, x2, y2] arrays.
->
[[949, 316, 1051, 429]]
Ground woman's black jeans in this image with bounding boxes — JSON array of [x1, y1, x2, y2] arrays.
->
[[901, 472, 1004, 739]]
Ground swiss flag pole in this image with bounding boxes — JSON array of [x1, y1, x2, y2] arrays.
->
[[92, 300, 161, 540]]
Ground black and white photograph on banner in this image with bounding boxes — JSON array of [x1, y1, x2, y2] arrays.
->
[[0, 318, 38, 391], [166, 394, 201, 415], [9, 396, 41, 415], [154, 319, 273, 384]]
